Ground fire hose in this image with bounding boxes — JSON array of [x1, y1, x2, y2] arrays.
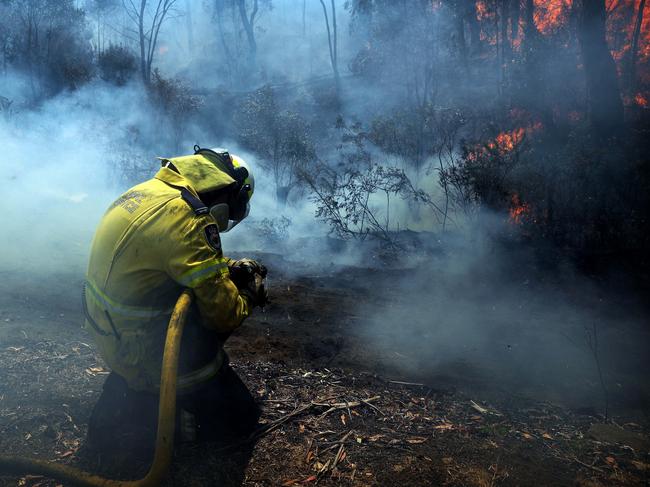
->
[[0, 289, 193, 487]]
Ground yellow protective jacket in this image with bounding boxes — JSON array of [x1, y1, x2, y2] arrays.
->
[[84, 153, 250, 392]]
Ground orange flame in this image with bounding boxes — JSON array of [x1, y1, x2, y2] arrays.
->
[[533, 0, 572, 35], [606, 0, 650, 84], [512, 19, 526, 51], [509, 194, 531, 225], [475, 0, 490, 21], [465, 122, 543, 163], [635, 92, 649, 107], [475, 1, 497, 46], [489, 128, 526, 153], [488, 122, 543, 155]]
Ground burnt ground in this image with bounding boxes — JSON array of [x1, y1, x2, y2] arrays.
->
[[0, 251, 649, 486]]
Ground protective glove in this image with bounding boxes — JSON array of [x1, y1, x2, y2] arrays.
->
[[228, 258, 267, 288], [228, 258, 268, 308], [239, 271, 268, 308]]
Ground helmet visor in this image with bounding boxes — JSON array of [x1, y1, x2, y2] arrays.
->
[[221, 201, 250, 233]]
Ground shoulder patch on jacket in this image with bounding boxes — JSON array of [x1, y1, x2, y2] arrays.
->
[[203, 224, 222, 253]]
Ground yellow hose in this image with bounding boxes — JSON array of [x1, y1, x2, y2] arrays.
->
[[0, 290, 193, 487]]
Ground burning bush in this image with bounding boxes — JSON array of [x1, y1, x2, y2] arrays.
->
[[457, 124, 536, 212]]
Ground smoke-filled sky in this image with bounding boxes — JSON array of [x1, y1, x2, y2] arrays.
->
[[1, 0, 649, 418]]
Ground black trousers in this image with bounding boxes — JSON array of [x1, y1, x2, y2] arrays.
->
[[86, 364, 260, 463]]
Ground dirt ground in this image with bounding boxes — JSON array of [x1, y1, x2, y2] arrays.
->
[[0, 251, 649, 486]]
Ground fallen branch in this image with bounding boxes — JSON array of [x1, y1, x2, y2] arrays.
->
[[572, 456, 605, 474]]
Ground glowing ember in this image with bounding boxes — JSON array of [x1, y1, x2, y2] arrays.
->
[[512, 20, 525, 51], [490, 128, 526, 153], [475, 1, 497, 46], [606, 0, 650, 81], [466, 122, 544, 163], [509, 194, 531, 225], [635, 92, 649, 106], [475, 0, 490, 21], [487, 123, 543, 155], [533, 0, 572, 35]]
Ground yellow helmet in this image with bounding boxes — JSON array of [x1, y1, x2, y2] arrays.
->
[[231, 153, 255, 201], [194, 146, 255, 232]]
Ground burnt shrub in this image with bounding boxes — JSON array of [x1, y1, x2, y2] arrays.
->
[[234, 86, 316, 205], [148, 69, 204, 151], [2, 0, 94, 97], [98, 45, 137, 86]]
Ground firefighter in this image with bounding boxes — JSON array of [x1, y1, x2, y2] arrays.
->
[[83, 146, 266, 460]]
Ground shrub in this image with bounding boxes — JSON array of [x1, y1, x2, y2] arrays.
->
[[98, 45, 137, 86]]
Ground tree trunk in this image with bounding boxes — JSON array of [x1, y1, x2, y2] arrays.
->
[[578, 0, 624, 136], [521, 0, 558, 132], [319, 0, 340, 94], [138, 0, 149, 85], [215, 1, 234, 84], [466, 0, 481, 54], [522, 0, 537, 46], [500, 0, 512, 102], [510, 0, 520, 41], [237, 0, 258, 69], [501, 0, 512, 64], [627, 0, 646, 96], [185, 0, 194, 52], [454, 2, 469, 72]]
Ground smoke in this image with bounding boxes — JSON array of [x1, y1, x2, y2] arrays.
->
[[356, 216, 650, 414], [0, 0, 647, 419], [0, 77, 121, 276], [0, 76, 330, 277]]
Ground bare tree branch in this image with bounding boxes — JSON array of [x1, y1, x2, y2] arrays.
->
[[121, 0, 177, 86]]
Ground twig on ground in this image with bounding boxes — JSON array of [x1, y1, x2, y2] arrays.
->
[[256, 403, 314, 437], [214, 396, 379, 453], [361, 398, 384, 415], [314, 396, 380, 420], [389, 380, 425, 387], [572, 455, 605, 473], [331, 441, 346, 470]]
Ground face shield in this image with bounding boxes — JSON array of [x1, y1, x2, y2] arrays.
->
[[208, 153, 254, 233], [209, 201, 250, 233]]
